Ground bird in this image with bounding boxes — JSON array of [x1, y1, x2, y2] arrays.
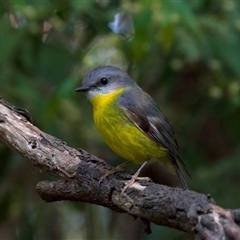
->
[[75, 66, 190, 191]]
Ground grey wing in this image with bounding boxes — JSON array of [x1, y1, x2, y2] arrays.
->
[[118, 89, 190, 188]]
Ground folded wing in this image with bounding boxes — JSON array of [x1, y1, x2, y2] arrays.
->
[[118, 88, 190, 188]]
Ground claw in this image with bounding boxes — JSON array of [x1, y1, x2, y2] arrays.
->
[[121, 161, 150, 193]]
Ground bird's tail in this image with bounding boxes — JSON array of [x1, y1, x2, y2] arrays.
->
[[171, 156, 191, 189]]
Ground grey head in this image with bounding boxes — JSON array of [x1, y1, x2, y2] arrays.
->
[[75, 66, 137, 101]]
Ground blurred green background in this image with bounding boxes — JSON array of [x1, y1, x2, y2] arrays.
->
[[1, 0, 240, 239]]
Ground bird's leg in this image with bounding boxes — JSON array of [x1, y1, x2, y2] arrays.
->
[[99, 161, 129, 183], [122, 160, 151, 193]]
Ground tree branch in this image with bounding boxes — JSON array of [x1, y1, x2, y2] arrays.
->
[[0, 97, 240, 239]]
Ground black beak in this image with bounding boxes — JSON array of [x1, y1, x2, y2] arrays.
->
[[75, 86, 90, 92]]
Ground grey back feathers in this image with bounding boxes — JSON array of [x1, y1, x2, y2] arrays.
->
[[118, 87, 190, 188]]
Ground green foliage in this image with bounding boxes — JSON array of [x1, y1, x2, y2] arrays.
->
[[1, 0, 240, 239]]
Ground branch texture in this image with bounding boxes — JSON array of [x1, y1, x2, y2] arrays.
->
[[0, 98, 240, 239]]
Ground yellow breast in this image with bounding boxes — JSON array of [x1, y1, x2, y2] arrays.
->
[[90, 89, 167, 164]]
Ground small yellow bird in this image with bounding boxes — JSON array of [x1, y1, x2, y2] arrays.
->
[[76, 66, 190, 190]]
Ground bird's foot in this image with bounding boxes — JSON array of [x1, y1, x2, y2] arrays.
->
[[99, 161, 128, 183], [122, 175, 151, 193], [121, 160, 150, 193]]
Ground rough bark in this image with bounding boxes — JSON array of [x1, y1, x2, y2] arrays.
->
[[0, 97, 240, 239]]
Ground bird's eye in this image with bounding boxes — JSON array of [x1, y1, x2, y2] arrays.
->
[[100, 78, 108, 85]]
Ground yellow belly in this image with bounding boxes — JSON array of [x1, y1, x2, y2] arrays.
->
[[91, 89, 168, 164]]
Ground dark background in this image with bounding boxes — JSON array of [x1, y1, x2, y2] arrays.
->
[[1, 1, 240, 239]]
